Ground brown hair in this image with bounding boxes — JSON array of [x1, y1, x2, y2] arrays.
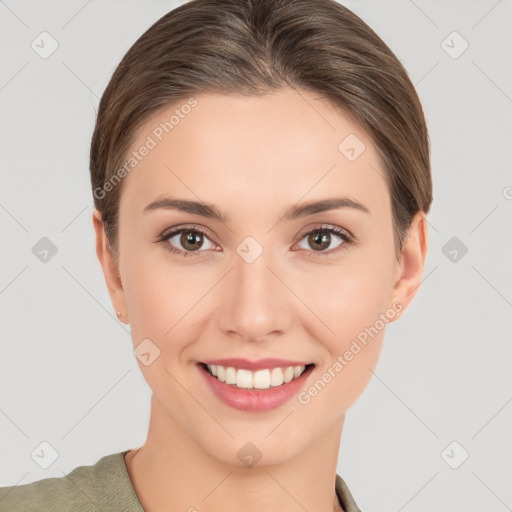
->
[[90, 0, 432, 261]]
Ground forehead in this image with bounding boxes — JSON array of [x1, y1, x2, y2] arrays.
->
[[119, 88, 390, 219]]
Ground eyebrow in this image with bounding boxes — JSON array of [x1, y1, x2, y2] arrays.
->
[[143, 195, 370, 221]]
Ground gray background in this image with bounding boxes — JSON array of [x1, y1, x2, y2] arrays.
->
[[1, 1, 511, 510]]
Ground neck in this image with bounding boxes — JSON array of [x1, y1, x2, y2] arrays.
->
[[125, 394, 346, 512]]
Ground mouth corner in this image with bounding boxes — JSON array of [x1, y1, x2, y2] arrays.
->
[[304, 362, 315, 373], [198, 361, 209, 373]]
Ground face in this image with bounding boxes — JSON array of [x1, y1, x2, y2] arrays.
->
[[95, 87, 426, 467]]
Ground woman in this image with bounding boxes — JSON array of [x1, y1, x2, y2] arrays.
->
[[0, 0, 431, 510]]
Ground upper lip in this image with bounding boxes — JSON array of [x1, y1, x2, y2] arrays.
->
[[200, 358, 313, 371]]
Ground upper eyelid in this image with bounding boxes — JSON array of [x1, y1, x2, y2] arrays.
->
[[160, 224, 213, 239], [296, 224, 352, 239]]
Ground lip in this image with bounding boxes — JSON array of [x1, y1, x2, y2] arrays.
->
[[200, 358, 312, 371], [197, 362, 315, 412]]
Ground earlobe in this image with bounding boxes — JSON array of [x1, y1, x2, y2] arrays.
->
[[388, 211, 429, 321], [92, 209, 129, 323]]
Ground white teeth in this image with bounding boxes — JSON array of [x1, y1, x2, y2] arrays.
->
[[225, 366, 237, 385], [205, 364, 308, 389], [270, 367, 284, 387], [253, 369, 271, 389], [236, 369, 253, 389], [283, 367, 295, 383]]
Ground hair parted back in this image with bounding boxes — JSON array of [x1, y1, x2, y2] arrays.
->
[[90, 0, 432, 260]]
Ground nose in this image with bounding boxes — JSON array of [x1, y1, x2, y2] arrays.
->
[[216, 247, 293, 343]]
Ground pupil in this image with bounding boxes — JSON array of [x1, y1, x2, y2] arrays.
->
[[310, 230, 329, 251], [182, 231, 202, 251]]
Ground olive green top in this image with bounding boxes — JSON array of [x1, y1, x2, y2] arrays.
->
[[0, 451, 362, 511]]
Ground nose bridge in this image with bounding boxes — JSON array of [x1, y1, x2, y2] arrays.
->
[[218, 239, 291, 342]]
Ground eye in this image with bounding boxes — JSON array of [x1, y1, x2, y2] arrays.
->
[[157, 225, 217, 256], [294, 225, 352, 256], [157, 224, 353, 258]]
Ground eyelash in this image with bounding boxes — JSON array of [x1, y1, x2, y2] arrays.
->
[[156, 224, 354, 258]]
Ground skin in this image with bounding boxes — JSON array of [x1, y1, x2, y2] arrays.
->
[[93, 87, 428, 512]]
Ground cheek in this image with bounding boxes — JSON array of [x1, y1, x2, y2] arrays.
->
[[124, 262, 191, 344], [126, 275, 165, 330], [121, 260, 201, 405], [122, 250, 221, 371], [298, 331, 384, 417], [291, 249, 395, 340], [290, 254, 394, 410], [294, 261, 392, 409]]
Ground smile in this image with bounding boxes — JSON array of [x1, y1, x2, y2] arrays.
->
[[203, 363, 313, 390], [197, 361, 316, 412]]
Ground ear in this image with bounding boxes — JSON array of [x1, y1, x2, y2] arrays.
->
[[92, 209, 128, 324], [388, 211, 429, 321]]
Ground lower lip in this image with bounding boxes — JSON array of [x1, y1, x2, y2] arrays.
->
[[197, 363, 315, 412]]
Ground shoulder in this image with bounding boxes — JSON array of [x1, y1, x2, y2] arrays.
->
[[0, 451, 143, 512], [335, 473, 362, 512]]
